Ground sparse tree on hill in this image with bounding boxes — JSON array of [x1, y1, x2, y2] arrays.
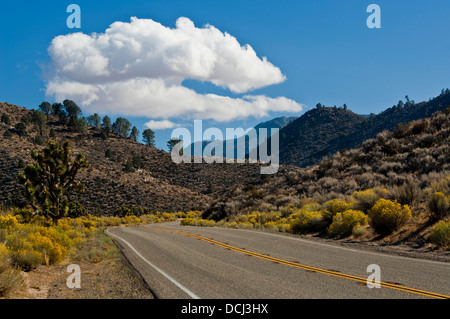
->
[[15, 122, 27, 137], [51, 102, 63, 118], [142, 128, 155, 147], [130, 126, 139, 142], [101, 115, 112, 135], [70, 116, 88, 134], [167, 138, 182, 153], [87, 113, 101, 129], [112, 117, 131, 138], [18, 140, 89, 221], [63, 99, 82, 119], [38, 102, 52, 119], [31, 109, 47, 136]]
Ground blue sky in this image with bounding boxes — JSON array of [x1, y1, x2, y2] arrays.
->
[[1, 0, 449, 150]]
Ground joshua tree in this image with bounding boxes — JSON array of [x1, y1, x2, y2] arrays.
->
[[18, 140, 89, 220]]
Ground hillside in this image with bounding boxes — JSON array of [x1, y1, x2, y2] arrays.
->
[[204, 107, 450, 221], [279, 90, 450, 167], [0, 102, 289, 215]]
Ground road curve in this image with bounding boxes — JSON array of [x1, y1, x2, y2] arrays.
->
[[106, 221, 450, 299]]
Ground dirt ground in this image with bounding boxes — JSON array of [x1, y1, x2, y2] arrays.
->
[[9, 254, 155, 299]]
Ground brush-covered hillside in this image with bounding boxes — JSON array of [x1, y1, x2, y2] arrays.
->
[[278, 90, 450, 167], [0, 101, 293, 215], [202, 107, 450, 248]]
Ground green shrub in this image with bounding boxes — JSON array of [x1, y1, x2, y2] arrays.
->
[[429, 221, 450, 249], [428, 192, 450, 221], [368, 199, 412, 235], [327, 210, 368, 238]]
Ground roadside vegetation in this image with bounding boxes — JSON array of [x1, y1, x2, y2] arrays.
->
[[0, 209, 187, 298], [181, 178, 450, 250]]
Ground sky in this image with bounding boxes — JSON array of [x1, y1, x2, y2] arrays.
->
[[0, 0, 449, 150]]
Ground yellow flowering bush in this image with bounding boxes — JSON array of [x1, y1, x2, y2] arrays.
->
[[121, 215, 141, 225], [263, 221, 278, 231], [0, 243, 8, 259], [0, 215, 19, 231], [429, 221, 450, 249], [289, 210, 325, 234], [321, 199, 354, 225], [197, 219, 216, 227], [162, 213, 177, 221], [27, 231, 68, 265], [368, 198, 412, 235], [180, 218, 197, 226], [327, 210, 368, 238]]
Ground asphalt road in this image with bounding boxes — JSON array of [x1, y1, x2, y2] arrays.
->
[[106, 221, 450, 299]]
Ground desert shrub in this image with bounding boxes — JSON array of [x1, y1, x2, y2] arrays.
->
[[27, 231, 68, 265], [289, 210, 326, 234], [180, 218, 197, 226], [327, 210, 368, 238], [67, 201, 88, 218], [261, 211, 282, 223], [236, 222, 254, 229], [0, 214, 19, 231], [197, 219, 216, 227], [121, 215, 141, 225], [411, 120, 429, 135], [263, 221, 278, 231], [429, 221, 450, 249], [139, 214, 159, 224], [162, 212, 177, 221], [224, 221, 238, 229], [185, 211, 202, 219], [352, 187, 388, 213], [351, 224, 367, 237], [71, 229, 118, 263], [321, 199, 354, 225], [10, 249, 43, 271], [0, 260, 24, 297], [276, 223, 291, 233], [368, 199, 412, 235], [428, 192, 450, 221], [390, 177, 422, 206]]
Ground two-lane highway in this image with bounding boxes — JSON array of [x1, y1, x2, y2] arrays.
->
[[106, 221, 450, 299]]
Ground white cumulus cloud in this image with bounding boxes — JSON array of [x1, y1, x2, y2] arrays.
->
[[45, 17, 303, 122], [145, 119, 179, 130]]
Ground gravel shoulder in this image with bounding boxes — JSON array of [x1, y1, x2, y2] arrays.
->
[[8, 252, 155, 299]]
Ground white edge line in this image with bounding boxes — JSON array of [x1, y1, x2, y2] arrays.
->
[[105, 228, 200, 299]]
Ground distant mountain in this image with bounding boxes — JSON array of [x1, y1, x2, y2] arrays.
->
[[278, 90, 450, 167], [253, 116, 297, 132], [184, 116, 297, 158]]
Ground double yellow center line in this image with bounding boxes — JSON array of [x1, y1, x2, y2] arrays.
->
[[145, 226, 450, 299]]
